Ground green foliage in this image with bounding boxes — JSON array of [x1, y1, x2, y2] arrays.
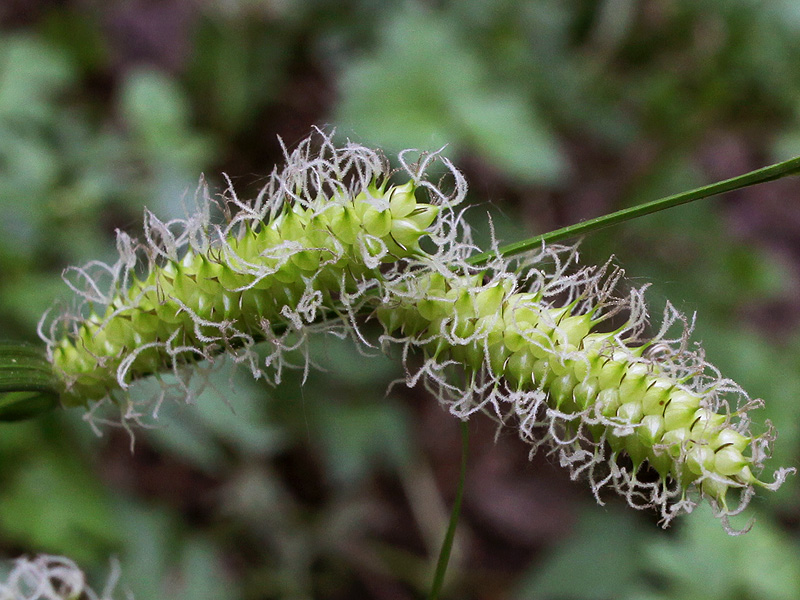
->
[[188, 17, 291, 135], [0, 418, 117, 564], [307, 337, 413, 486], [514, 504, 800, 600], [115, 501, 241, 600], [0, 35, 75, 257], [642, 506, 800, 600], [334, 4, 565, 183], [513, 506, 650, 599], [136, 365, 288, 474]]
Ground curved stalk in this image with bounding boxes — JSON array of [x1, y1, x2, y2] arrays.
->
[[467, 155, 800, 266], [428, 419, 469, 600]]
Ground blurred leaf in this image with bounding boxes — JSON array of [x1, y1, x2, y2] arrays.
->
[[121, 70, 192, 142], [141, 402, 228, 475], [315, 398, 413, 485], [452, 92, 565, 182], [40, 7, 108, 74], [137, 363, 287, 473], [188, 18, 289, 134], [513, 505, 649, 599], [115, 500, 241, 600], [191, 365, 288, 457], [0, 448, 117, 563], [115, 501, 175, 600], [280, 336, 415, 484], [119, 69, 215, 219], [0, 36, 71, 254], [170, 537, 241, 600], [639, 505, 800, 600], [335, 4, 565, 183], [308, 334, 399, 386], [2, 274, 71, 332], [0, 35, 73, 122]]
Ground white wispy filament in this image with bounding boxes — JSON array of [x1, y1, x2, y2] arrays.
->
[[0, 555, 124, 600]]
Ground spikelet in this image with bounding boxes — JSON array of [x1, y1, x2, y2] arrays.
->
[[39, 129, 792, 529]]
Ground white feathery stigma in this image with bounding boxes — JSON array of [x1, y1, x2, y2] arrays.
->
[[0, 555, 125, 600]]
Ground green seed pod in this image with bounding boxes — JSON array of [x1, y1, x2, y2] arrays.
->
[[640, 379, 673, 415], [573, 377, 600, 411], [638, 414, 665, 447], [550, 373, 576, 410], [663, 390, 701, 430]]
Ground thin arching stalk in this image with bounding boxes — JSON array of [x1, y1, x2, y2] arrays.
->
[[428, 419, 469, 600], [467, 154, 800, 266]]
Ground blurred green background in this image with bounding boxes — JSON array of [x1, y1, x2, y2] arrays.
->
[[1, 1, 800, 598]]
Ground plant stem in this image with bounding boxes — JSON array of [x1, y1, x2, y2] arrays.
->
[[429, 419, 469, 600], [467, 154, 800, 266], [0, 343, 60, 421]]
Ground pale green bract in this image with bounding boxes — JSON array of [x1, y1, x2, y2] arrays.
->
[[39, 129, 793, 531]]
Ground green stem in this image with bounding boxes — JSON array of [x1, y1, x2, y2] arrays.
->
[[0, 343, 60, 421], [467, 154, 800, 266], [428, 419, 469, 600]]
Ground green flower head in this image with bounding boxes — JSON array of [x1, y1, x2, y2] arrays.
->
[[40, 129, 793, 531], [378, 245, 794, 531]]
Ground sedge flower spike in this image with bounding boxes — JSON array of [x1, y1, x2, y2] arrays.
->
[[41, 130, 466, 415], [40, 129, 792, 531]]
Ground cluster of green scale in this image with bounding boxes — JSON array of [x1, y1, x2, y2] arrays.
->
[[52, 180, 439, 406], [376, 273, 764, 508], [51, 165, 768, 509]]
